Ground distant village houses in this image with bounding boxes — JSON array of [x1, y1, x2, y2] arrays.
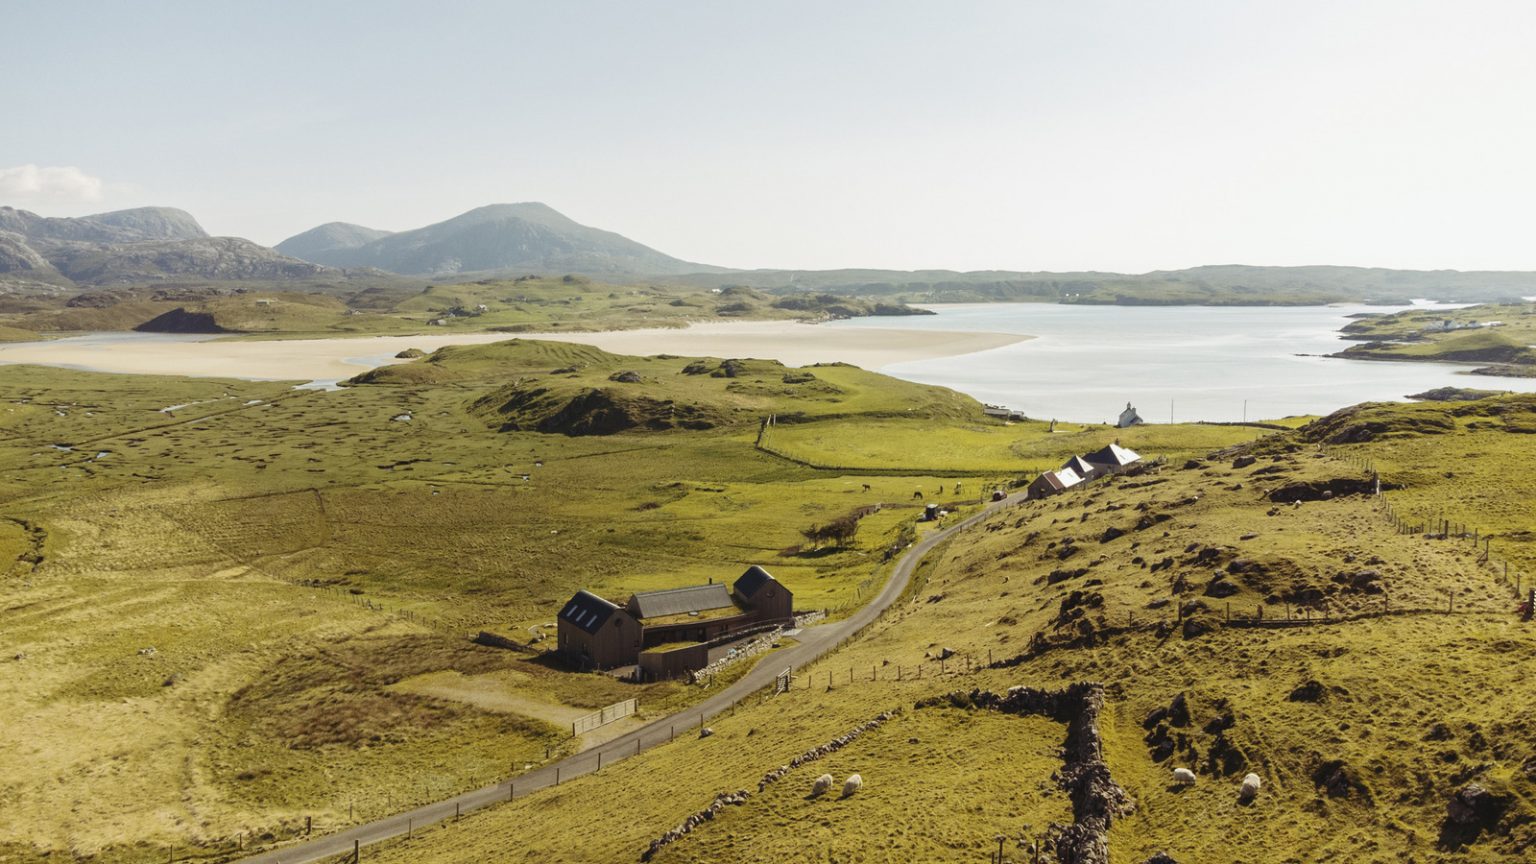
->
[[556, 566, 793, 676], [1027, 442, 1143, 500], [1422, 318, 1503, 332]]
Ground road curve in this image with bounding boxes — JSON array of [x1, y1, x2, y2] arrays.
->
[[236, 491, 1025, 864]]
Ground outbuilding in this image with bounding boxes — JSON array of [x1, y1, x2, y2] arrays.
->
[[1027, 467, 1083, 499]]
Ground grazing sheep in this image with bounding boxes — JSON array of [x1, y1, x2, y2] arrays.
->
[[841, 774, 863, 797], [812, 774, 833, 796], [1172, 767, 1197, 785], [1240, 772, 1261, 800]]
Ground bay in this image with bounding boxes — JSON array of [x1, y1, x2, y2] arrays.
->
[[823, 302, 1534, 423]]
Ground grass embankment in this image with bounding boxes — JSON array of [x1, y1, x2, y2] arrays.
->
[[361, 396, 1536, 864], [1335, 303, 1536, 376]]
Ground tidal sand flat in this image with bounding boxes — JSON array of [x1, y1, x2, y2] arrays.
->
[[0, 322, 1030, 383]]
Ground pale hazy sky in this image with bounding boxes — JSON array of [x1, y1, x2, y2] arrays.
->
[[6, 1, 1536, 272]]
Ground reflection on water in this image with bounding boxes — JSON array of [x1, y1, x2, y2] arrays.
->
[[825, 302, 1535, 423]]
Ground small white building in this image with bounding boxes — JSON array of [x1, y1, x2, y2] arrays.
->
[[1117, 402, 1144, 428]]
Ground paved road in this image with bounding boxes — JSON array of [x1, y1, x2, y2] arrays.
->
[[237, 492, 1024, 864]]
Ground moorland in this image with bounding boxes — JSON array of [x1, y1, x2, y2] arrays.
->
[[4, 319, 1536, 863], [0, 333, 1276, 864], [5, 202, 1536, 864]]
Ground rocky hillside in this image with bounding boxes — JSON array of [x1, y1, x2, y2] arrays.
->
[[0, 205, 333, 289], [0, 205, 207, 244], [44, 237, 329, 285], [277, 202, 723, 277]]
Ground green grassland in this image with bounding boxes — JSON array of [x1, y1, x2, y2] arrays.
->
[[1334, 303, 1536, 375], [6, 334, 1535, 863], [352, 395, 1536, 864], [761, 417, 1270, 475], [2, 278, 928, 341], [0, 336, 1234, 863]]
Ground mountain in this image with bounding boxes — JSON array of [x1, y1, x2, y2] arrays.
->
[[276, 202, 723, 277], [44, 237, 331, 285], [274, 221, 394, 262], [0, 205, 207, 244], [0, 205, 332, 289]]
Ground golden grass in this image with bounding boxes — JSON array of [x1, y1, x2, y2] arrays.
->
[[360, 414, 1536, 864]]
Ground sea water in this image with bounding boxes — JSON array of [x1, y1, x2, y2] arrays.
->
[[823, 302, 1533, 423]]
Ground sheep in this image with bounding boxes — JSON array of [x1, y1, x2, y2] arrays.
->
[[1239, 772, 1261, 800], [841, 774, 863, 798], [1172, 767, 1197, 785], [812, 774, 833, 796]]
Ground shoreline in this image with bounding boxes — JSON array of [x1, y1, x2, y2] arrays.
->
[[0, 320, 1031, 383]]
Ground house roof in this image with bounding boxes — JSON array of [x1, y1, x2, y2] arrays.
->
[[733, 565, 777, 599], [1031, 467, 1083, 493], [1061, 455, 1097, 476], [628, 583, 735, 619], [558, 590, 621, 634], [1084, 443, 1141, 467]]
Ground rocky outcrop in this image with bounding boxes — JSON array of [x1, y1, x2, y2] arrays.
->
[[1441, 782, 1512, 848], [1267, 477, 1379, 503], [475, 386, 730, 436], [133, 307, 227, 333]]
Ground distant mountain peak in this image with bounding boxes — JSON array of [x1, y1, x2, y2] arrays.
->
[[275, 203, 724, 277], [275, 221, 394, 262]]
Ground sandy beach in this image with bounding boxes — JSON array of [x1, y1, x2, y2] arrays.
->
[[0, 321, 1030, 383]]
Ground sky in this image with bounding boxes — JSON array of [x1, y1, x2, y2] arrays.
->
[[6, 0, 1536, 273]]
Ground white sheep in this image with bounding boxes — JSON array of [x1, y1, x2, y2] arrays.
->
[[1172, 767, 1196, 785], [841, 774, 863, 797], [812, 774, 833, 796], [1239, 772, 1261, 800]]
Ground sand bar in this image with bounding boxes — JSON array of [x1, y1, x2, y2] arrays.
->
[[0, 321, 1030, 383]]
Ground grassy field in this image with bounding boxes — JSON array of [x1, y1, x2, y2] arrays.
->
[[761, 416, 1267, 474], [349, 395, 1536, 864], [0, 340, 1039, 862], [5, 334, 1535, 863]]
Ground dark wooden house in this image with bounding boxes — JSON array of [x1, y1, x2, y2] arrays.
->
[[556, 567, 794, 671], [556, 590, 642, 670]]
